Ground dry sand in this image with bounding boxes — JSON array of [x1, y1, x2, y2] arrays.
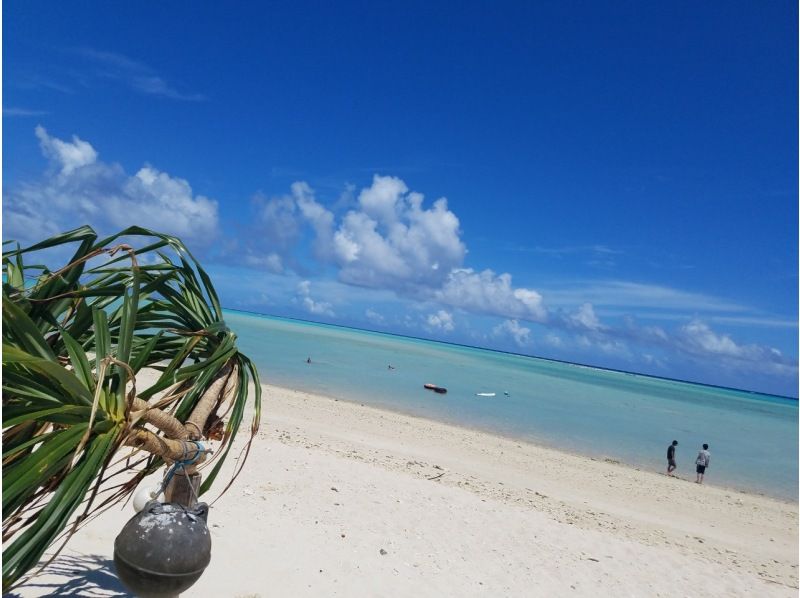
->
[[9, 379, 798, 597]]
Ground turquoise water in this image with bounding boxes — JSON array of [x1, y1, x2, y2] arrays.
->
[[225, 310, 798, 500]]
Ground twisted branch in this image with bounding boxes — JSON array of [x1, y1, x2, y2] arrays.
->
[[123, 364, 238, 471], [123, 429, 207, 474]]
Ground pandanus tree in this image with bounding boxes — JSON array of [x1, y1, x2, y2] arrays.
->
[[2, 225, 261, 591]]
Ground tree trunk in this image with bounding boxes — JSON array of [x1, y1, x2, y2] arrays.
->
[[185, 364, 234, 439], [164, 471, 202, 508]]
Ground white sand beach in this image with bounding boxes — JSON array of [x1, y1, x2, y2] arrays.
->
[[10, 378, 798, 598]]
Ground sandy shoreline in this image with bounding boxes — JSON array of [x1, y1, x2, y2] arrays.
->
[[9, 379, 798, 597]]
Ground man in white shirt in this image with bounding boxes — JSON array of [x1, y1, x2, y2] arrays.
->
[[695, 443, 711, 484]]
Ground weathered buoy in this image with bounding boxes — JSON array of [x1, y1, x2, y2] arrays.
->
[[114, 500, 211, 597]]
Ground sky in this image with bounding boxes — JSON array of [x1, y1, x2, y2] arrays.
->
[[3, 1, 798, 396]]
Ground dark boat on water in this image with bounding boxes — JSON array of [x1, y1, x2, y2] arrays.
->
[[424, 383, 447, 394]]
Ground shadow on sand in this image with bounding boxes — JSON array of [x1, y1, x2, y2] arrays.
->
[[4, 552, 132, 597]]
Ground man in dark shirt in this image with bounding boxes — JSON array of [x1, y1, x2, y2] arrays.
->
[[666, 440, 678, 476]]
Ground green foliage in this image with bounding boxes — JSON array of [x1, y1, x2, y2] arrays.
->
[[2, 225, 261, 590]]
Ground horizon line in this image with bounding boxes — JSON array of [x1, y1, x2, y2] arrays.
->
[[222, 306, 798, 401]]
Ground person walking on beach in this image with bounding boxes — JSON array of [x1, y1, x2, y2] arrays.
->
[[666, 440, 678, 476], [695, 443, 710, 484]]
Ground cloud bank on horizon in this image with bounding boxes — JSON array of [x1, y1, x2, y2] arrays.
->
[[3, 127, 797, 394]]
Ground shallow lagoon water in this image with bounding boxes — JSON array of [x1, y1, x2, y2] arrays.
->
[[226, 310, 798, 500]]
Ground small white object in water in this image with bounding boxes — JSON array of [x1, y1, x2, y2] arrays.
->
[[133, 485, 160, 512]]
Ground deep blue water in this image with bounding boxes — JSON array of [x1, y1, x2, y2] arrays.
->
[[226, 310, 798, 500]]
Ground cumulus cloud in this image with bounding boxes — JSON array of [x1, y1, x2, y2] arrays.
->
[[4, 127, 219, 247], [295, 280, 334, 317], [242, 175, 796, 390], [358, 175, 407, 225], [35, 125, 97, 175], [253, 175, 467, 289], [492, 319, 531, 347], [331, 175, 466, 289], [292, 182, 336, 258], [663, 319, 797, 381], [118, 167, 218, 239], [568, 303, 603, 332], [249, 176, 553, 326], [435, 269, 547, 322], [677, 320, 749, 359], [426, 310, 455, 333], [563, 315, 795, 379]]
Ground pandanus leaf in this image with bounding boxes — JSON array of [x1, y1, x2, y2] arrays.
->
[[2, 225, 261, 591]]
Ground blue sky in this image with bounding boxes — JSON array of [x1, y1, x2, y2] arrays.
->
[[3, 1, 798, 395]]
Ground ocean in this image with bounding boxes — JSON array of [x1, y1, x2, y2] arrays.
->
[[225, 310, 798, 500]]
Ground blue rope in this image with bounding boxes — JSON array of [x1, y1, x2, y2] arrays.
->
[[157, 441, 206, 498]]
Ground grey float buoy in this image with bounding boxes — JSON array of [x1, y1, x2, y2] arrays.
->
[[114, 500, 211, 597]]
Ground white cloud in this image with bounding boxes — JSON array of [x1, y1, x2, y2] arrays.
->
[[75, 48, 205, 101], [544, 333, 563, 347], [492, 319, 531, 347], [603, 317, 795, 377], [357, 175, 407, 225], [237, 176, 796, 390], [4, 107, 49, 117], [332, 175, 466, 289], [297, 280, 312, 296], [677, 320, 744, 358], [541, 280, 747, 315], [365, 309, 385, 324], [665, 319, 796, 379], [244, 251, 284, 273], [247, 176, 549, 327], [568, 303, 603, 331], [292, 182, 335, 258], [570, 333, 631, 357], [642, 354, 667, 369], [303, 297, 334, 316], [117, 167, 218, 239], [295, 280, 334, 317], [5, 127, 219, 247], [254, 193, 300, 251], [35, 125, 97, 175], [435, 268, 547, 322], [131, 76, 205, 101], [708, 315, 798, 329], [253, 175, 468, 293], [249, 182, 335, 268], [594, 338, 631, 357], [426, 310, 454, 333]]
